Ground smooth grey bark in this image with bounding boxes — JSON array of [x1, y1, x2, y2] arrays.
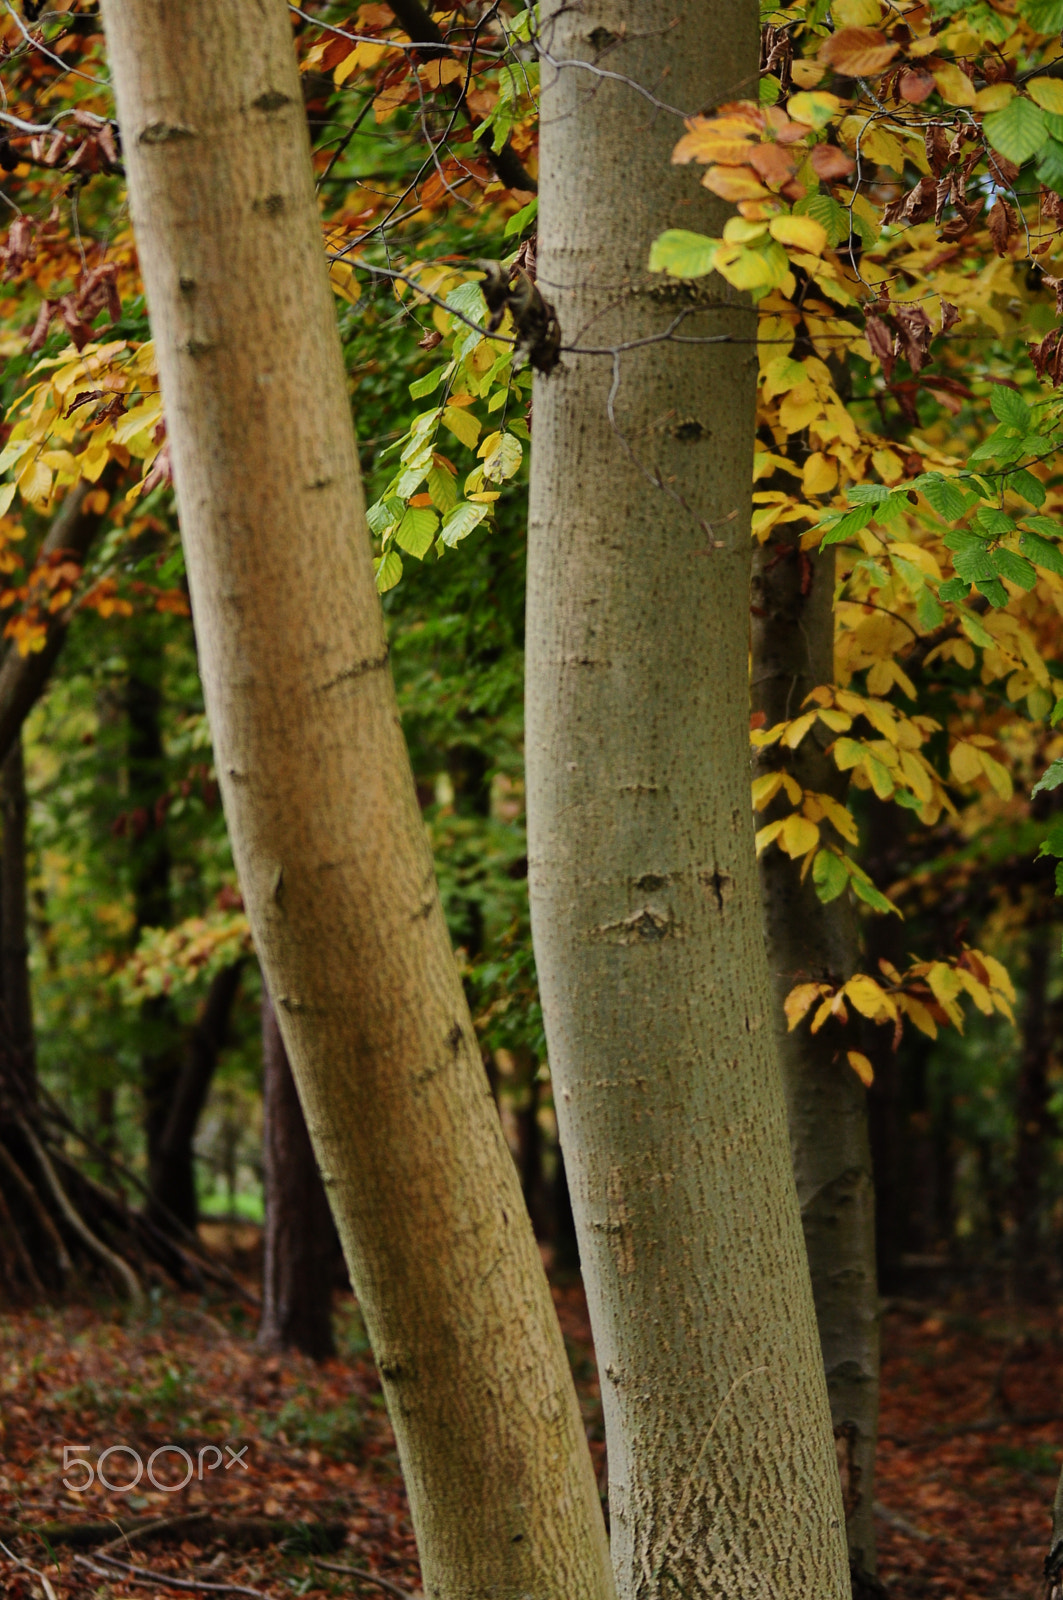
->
[[751, 533, 880, 1579], [100, 6, 616, 1597], [526, 4, 851, 1597]]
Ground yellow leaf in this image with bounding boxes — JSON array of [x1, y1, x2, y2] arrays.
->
[[712, 242, 780, 291], [927, 962, 964, 1029], [723, 217, 769, 244], [802, 451, 838, 496], [957, 969, 994, 1016], [1027, 77, 1063, 114], [981, 953, 1016, 1003], [441, 406, 482, 450], [755, 819, 786, 854], [752, 772, 785, 809], [818, 707, 852, 732], [785, 982, 829, 1030], [811, 994, 845, 1033], [898, 995, 938, 1040], [328, 259, 362, 304], [833, 0, 882, 23], [977, 750, 1012, 801], [844, 973, 895, 1020], [847, 1051, 874, 1087], [949, 740, 983, 784], [420, 58, 465, 89], [780, 812, 820, 858], [973, 82, 1015, 112], [782, 710, 818, 748], [786, 91, 843, 128], [750, 723, 786, 747], [790, 59, 826, 88], [816, 793, 860, 845], [933, 63, 976, 106], [769, 214, 828, 255]]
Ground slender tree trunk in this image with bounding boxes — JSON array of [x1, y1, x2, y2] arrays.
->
[[751, 535, 880, 1580], [526, 5, 850, 1596], [126, 622, 186, 1222], [100, 8, 615, 1597], [1, 733, 35, 1090], [148, 960, 243, 1232], [1013, 927, 1052, 1264], [258, 988, 336, 1361]]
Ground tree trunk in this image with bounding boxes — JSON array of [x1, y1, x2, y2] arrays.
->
[[0, 733, 35, 1091], [100, 8, 615, 1598], [526, 5, 850, 1596], [1012, 926, 1052, 1263], [258, 988, 336, 1361], [148, 960, 243, 1232], [126, 621, 186, 1225], [751, 534, 880, 1579]]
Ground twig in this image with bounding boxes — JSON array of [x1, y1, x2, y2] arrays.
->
[[873, 1501, 933, 1543], [74, 1551, 268, 1598], [17, 1112, 144, 1305], [0, 1539, 59, 1600], [310, 1559, 415, 1598], [96, 1511, 211, 1557]]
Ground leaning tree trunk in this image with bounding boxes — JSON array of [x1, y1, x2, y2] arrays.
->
[[258, 988, 337, 1361], [526, 4, 850, 1597], [751, 533, 881, 1584], [99, 8, 615, 1599]]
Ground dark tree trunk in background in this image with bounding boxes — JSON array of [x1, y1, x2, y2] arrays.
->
[[1, 734, 35, 1093], [148, 962, 244, 1234], [126, 625, 184, 1220], [1013, 928, 1053, 1264], [258, 988, 336, 1360]]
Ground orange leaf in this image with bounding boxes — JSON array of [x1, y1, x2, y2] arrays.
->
[[818, 27, 899, 76]]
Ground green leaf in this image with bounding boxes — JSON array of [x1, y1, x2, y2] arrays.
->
[[1009, 468, 1047, 506], [374, 550, 403, 593], [394, 507, 440, 559], [983, 96, 1048, 164], [440, 501, 491, 547], [427, 464, 458, 513], [974, 577, 1009, 608], [915, 585, 945, 630], [504, 198, 538, 238], [916, 473, 966, 521], [1027, 516, 1063, 539], [366, 500, 396, 536], [1036, 136, 1063, 194], [989, 386, 1031, 432], [947, 531, 995, 583], [849, 865, 900, 916], [976, 507, 1016, 537], [1033, 758, 1063, 797], [959, 608, 994, 648], [793, 193, 850, 247], [937, 576, 970, 602], [648, 229, 721, 279], [969, 428, 1025, 463], [819, 503, 874, 547], [812, 849, 849, 903], [445, 281, 488, 326], [759, 74, 781, 104], [988, 546, 1037, 589], [849, 482, 893, 505], [1021, 0, 1063, 32], [409, 365, 448, 401], [1021, 530, 1063, 575]]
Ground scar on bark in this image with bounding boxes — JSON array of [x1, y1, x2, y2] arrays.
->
[[316, 649, 389, 692], [698, 866, 733, 910], [139, 123, 195, 145], [588, 906, 677, 944]]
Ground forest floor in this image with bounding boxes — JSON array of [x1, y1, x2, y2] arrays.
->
[[0, 1243, 1060, 1599]]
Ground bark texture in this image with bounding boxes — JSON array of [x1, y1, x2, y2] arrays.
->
[[1, 734, 35, 1085], [751, 535, 880, 1576], [526, 4, 850, 1596], [100, 8, 615, 1598], [257, 987, 336, 1361]]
